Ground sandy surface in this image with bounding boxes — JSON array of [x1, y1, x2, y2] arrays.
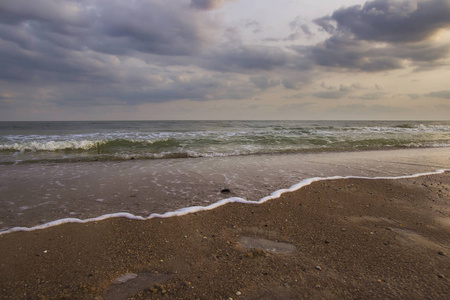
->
[[1, 172, 449, 299], [2, 147, 449, 231]]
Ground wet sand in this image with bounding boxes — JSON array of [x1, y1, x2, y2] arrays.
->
[[1, 172, 449, 299], [1, 147, 449, 231]]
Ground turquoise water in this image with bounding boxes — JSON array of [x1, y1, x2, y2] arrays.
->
[[0, 120, 449, 164]]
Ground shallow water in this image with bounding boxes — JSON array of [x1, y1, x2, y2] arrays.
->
[[1, 147, 449, 233]]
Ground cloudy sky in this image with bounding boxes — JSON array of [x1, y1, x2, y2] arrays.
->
[[1, 0, 449, 120]]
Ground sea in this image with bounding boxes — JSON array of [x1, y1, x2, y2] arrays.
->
[[1, 120, 449, 164], [0, 120, 449, 233]]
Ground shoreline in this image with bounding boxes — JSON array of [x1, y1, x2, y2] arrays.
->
[[1, 147, 449, 231], [1, 168, 449, 236], [4, 145, 449, 166], [1, 171, 449, 299]]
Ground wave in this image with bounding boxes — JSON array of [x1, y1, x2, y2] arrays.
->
[[0, 138, 179, 153], [1, 168, 448, 236], [1, 120, 449, 165]]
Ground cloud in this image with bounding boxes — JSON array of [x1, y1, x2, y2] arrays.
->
[[0, 0, 87, 26], [265, 18, 313, 43], [408, 94, 421, 99], [0, 0, 223, 86], [428, 90, 450, 99], [315, 0, 450, 43], [303, 33, 450, 72], [190, 0, 236, 10], [203, 45, 289, 72], [308, 0, 450, 72], [301, 36, 403, 72], [313, 90, 348, 99], [250, 76, 280, 89], [313, 81, 389, 99], [0, 0, 216, 57], [354, 92, 388, 100], [0, 0, 449, 118]]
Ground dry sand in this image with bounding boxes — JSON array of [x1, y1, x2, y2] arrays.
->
[[1, 172, 449, 299]]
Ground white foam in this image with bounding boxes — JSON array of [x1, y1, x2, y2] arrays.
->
[[0, 140, 101, 152], [1, 169, 448, 236]]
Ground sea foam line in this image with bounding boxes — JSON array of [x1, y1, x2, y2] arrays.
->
[[1, 169, 448, 236]]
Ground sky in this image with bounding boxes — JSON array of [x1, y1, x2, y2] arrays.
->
[[0, 0, 449, 121]]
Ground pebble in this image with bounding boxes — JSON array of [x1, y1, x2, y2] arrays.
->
[[315, 266, 322, 271], [235, 291, 242, 296]]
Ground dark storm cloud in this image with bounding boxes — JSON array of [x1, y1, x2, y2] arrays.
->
[[315, 0, 450, 43]]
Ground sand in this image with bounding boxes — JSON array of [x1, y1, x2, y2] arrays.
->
[[1, 172, 449, 299]]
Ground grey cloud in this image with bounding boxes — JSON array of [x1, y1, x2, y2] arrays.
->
[[190, 0, 236, 10], [316, 0, 450, 43], [354, 92, 388, 100], [0, 0, 214, 57], [351, 82, 369, 90], [305, 35, 405, 71], [314, 16, 336, 34], [428, 90, 450, 99], [92, 1, 214, 56], [0, 0, 88, 26], [320, 82, 336, 90], [282, 76, 310, 90], [250, 76, 280, 89], [307, 0, 450, 72], [203, 45, 289, 72], [339, 84, 353, 92], [264, 26, 312, 42], [315, 81, 387, 99], [289, 16, 314, 37], [305, 34, 449, 72], [54, 73, 255, 106], [265, 16, 313, 43], [312, 90, 348, 99], [408, 94, 421, 99], [0, 0, 222, 88]]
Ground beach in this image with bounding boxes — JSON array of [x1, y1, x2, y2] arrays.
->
[[0, 121, 449, 299], [1, 147, 449, 232], [1, 166, 449, 299]]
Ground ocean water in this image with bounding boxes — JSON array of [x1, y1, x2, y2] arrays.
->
[[0, 120, 449, 164], [0, 120, 449, 233]]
